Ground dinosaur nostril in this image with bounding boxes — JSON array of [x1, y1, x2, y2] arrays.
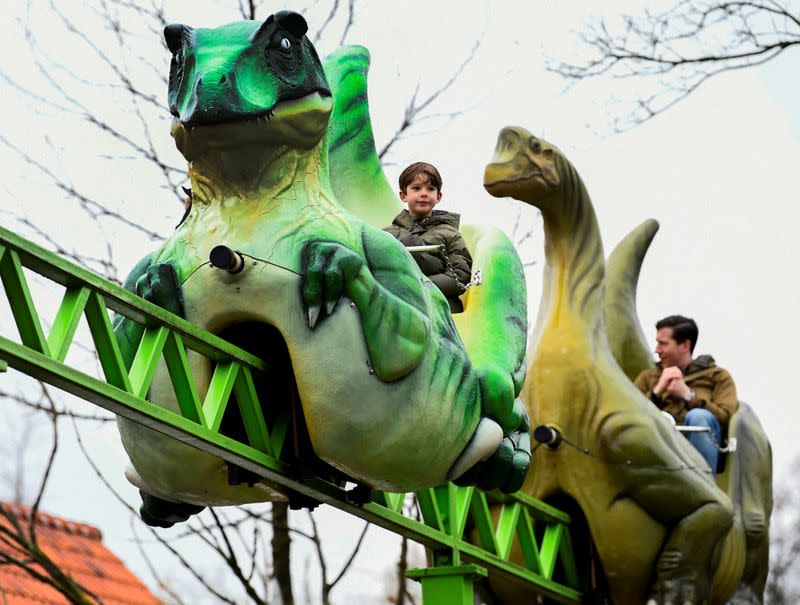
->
[[220, 74, 227, 84], [197, 77, 203, 88]]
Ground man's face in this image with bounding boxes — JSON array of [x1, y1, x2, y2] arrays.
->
[[400, 174, 442, 218], [655, 327, 691, 367]]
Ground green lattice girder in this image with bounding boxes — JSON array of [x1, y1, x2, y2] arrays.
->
[[0, 225, 582, 604]]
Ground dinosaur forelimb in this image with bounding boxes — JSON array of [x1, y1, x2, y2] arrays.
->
[[301, 238, 430, 382]]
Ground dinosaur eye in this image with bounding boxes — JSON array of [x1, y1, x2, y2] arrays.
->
[[529, 139, 542, 154], [268, 35, 302, 83]]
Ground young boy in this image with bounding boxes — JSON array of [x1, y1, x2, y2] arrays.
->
[[384, 162, 473, 313]]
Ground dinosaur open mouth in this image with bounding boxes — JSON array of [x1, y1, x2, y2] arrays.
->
[[178, 91, 333, 129]]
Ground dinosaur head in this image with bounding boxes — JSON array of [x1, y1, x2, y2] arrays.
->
[[166, 12, 333, 159], [483, 127, 560, 205]]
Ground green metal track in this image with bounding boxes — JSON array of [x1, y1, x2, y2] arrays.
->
[[0, 225, 583, 604]]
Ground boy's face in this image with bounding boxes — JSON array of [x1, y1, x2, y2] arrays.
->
[[400, 174, 442, 218]]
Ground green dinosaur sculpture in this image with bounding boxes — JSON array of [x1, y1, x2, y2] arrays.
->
[[112, 14, 531, 524], [483, 126, 772, 605]]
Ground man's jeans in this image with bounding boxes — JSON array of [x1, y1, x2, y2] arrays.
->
[[684, 408, 722, 475]]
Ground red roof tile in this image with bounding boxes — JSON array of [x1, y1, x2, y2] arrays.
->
[[0, 502, 160, 605]]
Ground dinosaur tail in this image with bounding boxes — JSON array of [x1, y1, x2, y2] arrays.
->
[[712, 402, 773, 603], [604, 219, 659, 381], [323, 45, 400, 228]]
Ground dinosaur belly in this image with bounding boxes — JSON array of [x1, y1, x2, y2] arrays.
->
[[118, 240, 479, 505]]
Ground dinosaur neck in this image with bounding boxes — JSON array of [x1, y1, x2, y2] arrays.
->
[[536, 157, 606, 348], [188, 139, 336, 208]]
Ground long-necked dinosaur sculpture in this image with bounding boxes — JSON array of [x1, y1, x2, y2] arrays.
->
[[483, 126, 772, 605]]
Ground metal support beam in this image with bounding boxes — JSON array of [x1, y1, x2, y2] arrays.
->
[[407, 565, 487, 605]]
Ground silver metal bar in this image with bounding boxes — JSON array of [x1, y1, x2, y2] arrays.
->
[[675, 426, 710, 433], [405, 245, 444, 253]]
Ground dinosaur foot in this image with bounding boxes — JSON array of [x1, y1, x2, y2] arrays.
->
[[139, 490, 204, 528], [646, 575, 703, 605], [135, 262, 184, 321], [459, 367, 532, 493]]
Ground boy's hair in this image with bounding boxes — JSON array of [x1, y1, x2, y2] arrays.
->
[[399, 162, 442, 193], [656, 315, 698, 353]]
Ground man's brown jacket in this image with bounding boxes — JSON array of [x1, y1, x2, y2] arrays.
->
[[633, 354, 738, 427]]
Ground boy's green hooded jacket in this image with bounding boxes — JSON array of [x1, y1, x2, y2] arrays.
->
[[384, 209, 472, 311]]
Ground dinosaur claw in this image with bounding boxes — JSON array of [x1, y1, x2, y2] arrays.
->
[[447, 418, 503, 481], [307, 305, 321, 328], [325, 299, 337, 316]]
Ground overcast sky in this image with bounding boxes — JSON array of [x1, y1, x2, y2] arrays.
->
[[1, 1, 798, 602]]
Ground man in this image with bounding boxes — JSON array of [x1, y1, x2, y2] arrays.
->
[[634, 315, 738, 475]]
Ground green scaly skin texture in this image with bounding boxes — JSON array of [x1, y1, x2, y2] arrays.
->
[[323, 46, 401, 228], [113, 18, 530, 507]]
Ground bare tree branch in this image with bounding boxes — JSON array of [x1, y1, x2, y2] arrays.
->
[[12, 215, 119, 282], [766, 459, 800, 603], [548, 0, 800, 131], [0, 388, 102, 605], [306, 510, 370, 604], [130, 519, 191, 605], [71, 419, 242, 605], [0, 388, 115, 423], [208, 508, 268, 605], [28, 384, 60, 545], [339, 0, 357, 46], [0, 133, 166, 241], [314, 0, 341, 44], [378, 35, 483, 159], [238, 0, 258, 20], [47, 0, 163, 111], [328, 521, 369, 589]]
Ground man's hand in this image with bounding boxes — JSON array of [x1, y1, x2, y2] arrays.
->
[[653, 366, 682, 396], [664, 374, 692, 400]]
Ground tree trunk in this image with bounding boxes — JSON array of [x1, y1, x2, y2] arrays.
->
[[271, 502, 293, 605]]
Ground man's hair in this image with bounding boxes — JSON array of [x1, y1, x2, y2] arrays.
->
[[656, 315, 698, 353], [399, 162, 442, 193]]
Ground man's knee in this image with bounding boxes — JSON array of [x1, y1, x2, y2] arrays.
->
[[683, 409, 721, 474], [684, 408, 718, 429]]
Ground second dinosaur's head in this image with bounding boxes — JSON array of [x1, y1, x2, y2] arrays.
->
[[483, 127, 561, 206], [166, 12, 332, 158]]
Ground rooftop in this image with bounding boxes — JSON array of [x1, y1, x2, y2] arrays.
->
[[0, 502, 161, 605]]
